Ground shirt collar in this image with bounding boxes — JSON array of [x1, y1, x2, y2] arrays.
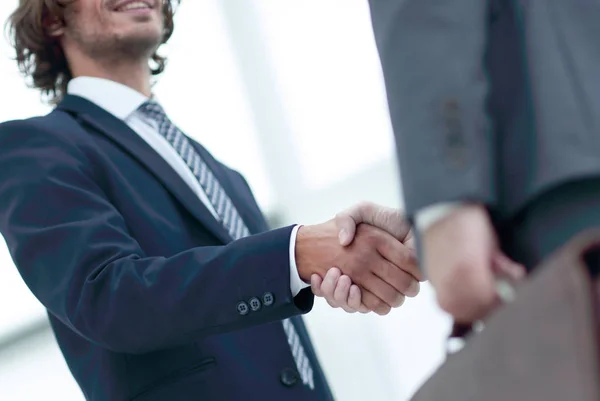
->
[[67, 76, 151, 120]]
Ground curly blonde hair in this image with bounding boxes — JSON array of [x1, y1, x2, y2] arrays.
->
[[6, 0, 180, 104]]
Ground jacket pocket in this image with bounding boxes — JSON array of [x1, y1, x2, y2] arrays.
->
[[129, 357, 217, 401]]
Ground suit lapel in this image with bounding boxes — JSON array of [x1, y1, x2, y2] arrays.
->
[[189, 141, 267, 235], [58, 95, 233, 244]]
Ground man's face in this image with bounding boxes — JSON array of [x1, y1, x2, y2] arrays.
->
[[61, 0, 165, 62]]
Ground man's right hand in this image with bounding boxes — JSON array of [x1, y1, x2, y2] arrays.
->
[[296, 219, 421, 315]]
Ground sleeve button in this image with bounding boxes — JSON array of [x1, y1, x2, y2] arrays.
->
[[249, 297, 262, 311], [262, 292, 274, 306], [236, 301, 249, 315]]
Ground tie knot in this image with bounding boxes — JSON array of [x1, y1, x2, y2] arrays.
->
[[138, 100, 167, 122]]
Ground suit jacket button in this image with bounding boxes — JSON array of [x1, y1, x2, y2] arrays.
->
[[249, 297, 262, 311], [280, 368, 299, 387], [236, 301, 249, 315], [262, 292, 274, 306]]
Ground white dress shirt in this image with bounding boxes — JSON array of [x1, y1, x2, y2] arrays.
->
[[67, 77, 309, 296]]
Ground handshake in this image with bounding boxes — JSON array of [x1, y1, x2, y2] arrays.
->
[[295, 202, 424, 315]]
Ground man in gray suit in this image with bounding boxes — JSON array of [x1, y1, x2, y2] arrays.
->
[[368, 0, 600, 323]]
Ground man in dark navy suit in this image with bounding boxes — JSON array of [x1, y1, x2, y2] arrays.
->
[[1, 1, 421, 400]]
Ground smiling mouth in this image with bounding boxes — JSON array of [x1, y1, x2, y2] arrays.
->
[[115, 1, 153, 12]]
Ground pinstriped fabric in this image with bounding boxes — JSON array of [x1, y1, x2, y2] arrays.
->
[[282, 318, 315, 389], [139, 101, 250, 240], [138, 100, 314, 390]]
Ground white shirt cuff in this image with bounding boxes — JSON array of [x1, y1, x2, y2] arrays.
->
[[415, 202, 465, 233], [289, 225, 311, 297]]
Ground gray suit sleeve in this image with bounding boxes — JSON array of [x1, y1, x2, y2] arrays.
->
[[369, 0, 497, 219]]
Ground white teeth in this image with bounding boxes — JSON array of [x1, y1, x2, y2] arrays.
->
[[117, 1, 150, 11]]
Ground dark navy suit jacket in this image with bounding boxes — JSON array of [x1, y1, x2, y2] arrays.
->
[[0, 95, 334, 401]]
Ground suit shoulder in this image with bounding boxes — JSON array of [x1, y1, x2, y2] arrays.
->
[[0, 116, 47, 133], [0, 111, 83, 143], [0, 112, 92, 165]]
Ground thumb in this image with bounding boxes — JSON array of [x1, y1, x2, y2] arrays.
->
[[335, 213, 357, 246], [334, 202, 378, 246], [335, 202, 410, 246]]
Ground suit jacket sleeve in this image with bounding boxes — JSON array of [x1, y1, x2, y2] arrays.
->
[[369, 0, 497, 218], [229, 167, 313, 299], [0, 120, 313, 354]]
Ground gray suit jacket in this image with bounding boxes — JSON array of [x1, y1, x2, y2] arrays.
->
[[370, 0, 600, 220]]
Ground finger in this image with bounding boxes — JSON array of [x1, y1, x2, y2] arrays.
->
[[361, 288, 393, 316], [333, 275, 356, 313], [321, 267, 342, 308], [347, 284, 362, 311], [348, 285, 371, 314], [492, 252, 526, 281], [362, 273, 405, 309], [405, 279, 420, 298], [374, 260, 421, 298], [335, 213, 358, 247], [358, 303, 371, 314], [310, 274, 324, 297], [376, 236, 423, 282]]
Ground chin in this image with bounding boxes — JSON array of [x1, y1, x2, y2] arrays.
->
[[111, 28, 163, 58], [121, 20, 163, 40], [132, 25, 163, 41], [114, 11, 163, 38]]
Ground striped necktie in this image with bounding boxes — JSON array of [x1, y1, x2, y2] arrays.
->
[[138, 100, 315, 390]]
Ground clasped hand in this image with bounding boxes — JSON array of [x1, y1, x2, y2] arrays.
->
[[296, 202, 424, 315]]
